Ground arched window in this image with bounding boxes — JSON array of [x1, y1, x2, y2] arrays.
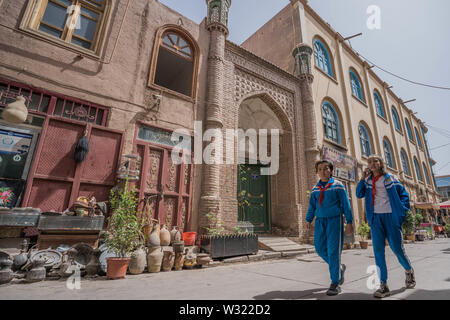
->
[[322, 101, 341, 144], [422, 162, 430, 184], [350, 70, 364, 101], [414, 128, 423, 149], [414, 157, 422, 181], [383, 138, 394, 168], [400, 149, 410, 176], [151, 27, 198, 98], [374, 91, 385, 118], [313, 39, 333, 77], [392, 107, 401, 132], [22, 0, 111, 53], [358, 123, 372, 157], [405, 119, 414, 141]]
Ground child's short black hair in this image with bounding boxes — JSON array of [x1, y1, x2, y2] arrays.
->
[[315, 160, 334, 175]]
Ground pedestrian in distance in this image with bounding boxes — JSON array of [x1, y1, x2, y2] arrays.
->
[[356, 154, 416, 298], [306, 160, 354, 296]]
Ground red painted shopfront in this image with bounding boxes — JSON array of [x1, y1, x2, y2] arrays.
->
[[0, 78, 123, 213]]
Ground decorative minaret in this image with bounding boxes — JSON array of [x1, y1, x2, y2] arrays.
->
[[293, 43, 319, 243], [199, 0, 232, 234]]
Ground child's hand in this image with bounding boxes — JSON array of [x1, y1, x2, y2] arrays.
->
[[345, 223, 354, 235], [306, 222, 312, 230]]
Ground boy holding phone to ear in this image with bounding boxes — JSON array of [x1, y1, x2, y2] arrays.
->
[[356, 155, 415, 298], [306, 160, 354, 296]]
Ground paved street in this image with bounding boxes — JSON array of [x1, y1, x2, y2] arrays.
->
[[1, 238, 449, 300]]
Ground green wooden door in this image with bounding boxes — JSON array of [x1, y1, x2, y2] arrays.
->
[[237, 164, 270, 233]]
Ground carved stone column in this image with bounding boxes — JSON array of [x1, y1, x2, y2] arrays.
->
[[293, 43, 319, 243], [199, 0, 232, 233]]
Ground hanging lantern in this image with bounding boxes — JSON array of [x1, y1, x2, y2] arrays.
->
[[2, 95, 28, 124]]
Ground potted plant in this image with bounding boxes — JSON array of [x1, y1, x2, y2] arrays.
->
[[444, 224, 450, 238], [104, 180, 142, 279], [402, 210, 415, 241], [357, 222, 370, 249]]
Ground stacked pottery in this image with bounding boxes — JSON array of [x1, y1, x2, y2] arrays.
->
[[161, 250, 174, 272], [0, 258, 13, 285], [128, 247, 146, 275], [147, 246, 163, 273], [170, 226, 182, 245], [160, 225, 171, 246], [26, 258, 46, 283], [148, 223, 161, 247], [173, 252, 184, 271]]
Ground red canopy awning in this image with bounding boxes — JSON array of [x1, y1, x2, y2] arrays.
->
[[439, 200, 450, 208]]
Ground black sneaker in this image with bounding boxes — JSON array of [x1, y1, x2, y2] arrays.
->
[[326, 283, 341, 296], [339, 264, 346, 285], [405, 269, 416, 289], [373, 283, 391, 298]]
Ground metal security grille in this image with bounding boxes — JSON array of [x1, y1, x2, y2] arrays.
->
[[0, 78, 108, 126]]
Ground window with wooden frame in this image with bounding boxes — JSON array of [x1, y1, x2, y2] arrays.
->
[[149, 26, 199, 99], [20, 0, 113, 55]]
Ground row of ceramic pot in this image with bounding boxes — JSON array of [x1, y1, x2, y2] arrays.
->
[[107, 246, 211, 279]]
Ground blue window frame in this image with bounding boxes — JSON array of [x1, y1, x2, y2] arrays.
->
[[314, 39, 333, 77], [374, 91, 385, 118], [358, 123, 371, 157], [350, 70, 364, 101], [414, 157, 422, 181], [400, 149, 410, 176], [405, 119, 414, 141], [383, 138, 394, 168], [322, 101, 341, 144], [414, 128, 423, 149], [392, 107, 401, 131], [422, 162, 430, 184]]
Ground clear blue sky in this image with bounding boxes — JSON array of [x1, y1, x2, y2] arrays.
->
[[159, 0, 450, 176]]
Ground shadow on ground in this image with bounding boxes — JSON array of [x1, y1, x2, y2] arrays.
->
[[253, 287, 407, 300]]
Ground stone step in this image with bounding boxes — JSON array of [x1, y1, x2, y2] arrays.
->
[[258, 236, 313, 252]]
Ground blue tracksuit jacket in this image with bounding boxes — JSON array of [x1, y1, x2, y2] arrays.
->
[[356, 173, 410, 227], [306, 177, 353, 224]]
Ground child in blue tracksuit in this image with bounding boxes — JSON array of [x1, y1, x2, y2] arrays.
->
[[306, 160, 353, 296], [356, 155, 415, 298]]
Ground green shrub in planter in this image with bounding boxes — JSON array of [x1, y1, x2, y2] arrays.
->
[[105, 180, 142, 258], [402, 210, 415, 237], [444, 224, 450, 236], [357, 222, 370, 240]]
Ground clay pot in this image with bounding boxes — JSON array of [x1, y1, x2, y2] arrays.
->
[[173, 241, 185, 254], [128, 247, 146, 275], [147, 246, 163, 273], [13, 240, 28, 271], [85, 250, 101, 276], [2, 95, 28, 123], [359, 241, 369, 249], [196, 253, 211, 267], [160, 225, 171, 246], [0, 258, 14, 284], [170, 226, 182, 245], [148, 224, 161, 247], [106, 257, 131, 280], [26, 259, 46, 283], [161, 251, 174, 272], [174, 252, 184, 271]]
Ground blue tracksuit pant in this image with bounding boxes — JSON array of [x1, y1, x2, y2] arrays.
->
[[314, 215, 344, 285], [371, 213, 413, 283]]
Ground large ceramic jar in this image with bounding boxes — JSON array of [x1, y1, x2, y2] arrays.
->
[[161, 251, 174, 272], [170, 226, 182, 245], [0, 258, 14, 284], [128, 247, 146, 275], [148, 224, 161, 247], [160, 225, 171, 246], [146, 246, 163, 273]]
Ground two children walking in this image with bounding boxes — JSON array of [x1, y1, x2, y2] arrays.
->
[[306, 155, 416, 298]]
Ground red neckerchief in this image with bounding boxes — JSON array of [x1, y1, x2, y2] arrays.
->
[[372, 174, 383, 207], [318, 181, 333, 207]]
